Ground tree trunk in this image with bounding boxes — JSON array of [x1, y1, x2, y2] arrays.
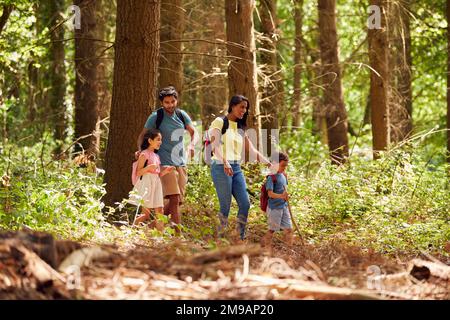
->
[[103, 0, 160, 208], [45, 0, 67, 149], [258, 0, 281, 156], [199, 0, 227, 131], [309, 50, 328, 143], [388, 0, 412, 143], [225, 0, 261, 149], [318, 0, 349, 165], [447, 0, 450, 163], [293, 0, 303, 128], [0, 4, 13, 36], [74, 0, 105, 161], [159, 0, 185, 98], [96, 0, 115, 168], [369, 0, 390, 158], [27, 4, 39, 124]]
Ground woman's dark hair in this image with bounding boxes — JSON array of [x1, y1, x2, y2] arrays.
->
[[141, 129, 161, 150], [227, 95, 249, 129], [158, 86, 178, 101]]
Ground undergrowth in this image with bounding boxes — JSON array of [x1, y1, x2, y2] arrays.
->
[[0, 130, 449, 256]]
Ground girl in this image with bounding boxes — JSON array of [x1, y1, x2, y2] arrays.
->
[[208, 95, 272, 242], [129, 129, 174, 229]]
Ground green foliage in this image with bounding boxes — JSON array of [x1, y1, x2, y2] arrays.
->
[[0, 140, 107, 239], [281, 131, 450, 254]]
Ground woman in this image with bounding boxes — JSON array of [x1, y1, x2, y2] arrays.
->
[[208, 95, 271, 242]]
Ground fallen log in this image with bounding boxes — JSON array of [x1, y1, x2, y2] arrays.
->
[[408, 259, 450, 281], [0, 230, 81, 268], [10, 244, 66, 287], [189, 245, 262, 264]]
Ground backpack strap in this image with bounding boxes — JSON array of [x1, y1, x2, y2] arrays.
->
[[221, 116, 229, 135], [175, 109, 187, 129], [155, 108, 187, 129], [140, 159, 148, 181], [155, 107, 164, 129], [271, 174, 277, 187], [266, 174, 277, 189]]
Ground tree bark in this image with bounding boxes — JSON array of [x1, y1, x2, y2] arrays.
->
[[447, 0, 450, 163], [74, 0, 105, 161], [369, 0, 390, 158], [225, 0, 261, 147], [293, 0, 303, 128], [199, 0, 227, 131], [27, 4, 39, 124], [159, 0, 185, 98], [318, 0, 349, 165], [104, 0, 160, 208], [0, 4, 13, 36], [388, 0, 412, 143], [45, 0, 68, 149], [309, 49, 328, 143], [258, 0, 281, 156]]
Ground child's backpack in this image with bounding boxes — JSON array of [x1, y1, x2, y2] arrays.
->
[[203, 116, 243, 164], [260, 173, 288, 212], [131, 155, 148, 186], [260, 175, 277, 213]]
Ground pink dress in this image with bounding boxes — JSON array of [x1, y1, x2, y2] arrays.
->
[[129, 150, 163, 208]]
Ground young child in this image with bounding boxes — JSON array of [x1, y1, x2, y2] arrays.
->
[[261, 152, 293, 247], [129, 129, 174, 230]]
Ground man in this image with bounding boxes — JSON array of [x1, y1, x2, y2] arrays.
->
[[137, 86, 198, 229]]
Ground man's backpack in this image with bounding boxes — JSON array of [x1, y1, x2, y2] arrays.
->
[[155, 107, 186, 129], [203, 116, 243, 164], [260, 173, 288, 212]]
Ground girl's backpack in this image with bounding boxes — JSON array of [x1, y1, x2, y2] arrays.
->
[[131, 152, 149, 186]]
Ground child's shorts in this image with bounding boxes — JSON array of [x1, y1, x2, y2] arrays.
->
[[267, 206, 292, 231]]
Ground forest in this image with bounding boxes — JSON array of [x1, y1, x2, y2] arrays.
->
[[0, 0, 449, 300]]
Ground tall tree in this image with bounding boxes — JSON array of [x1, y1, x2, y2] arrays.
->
[[104, 0, 160, 207], [43, 0, 67, 149], [318, 0, 349, 164], [369, 0, 390, 158], [0, 4, 13, 36], [225, 0, 261, 143], [159, 0, 185, 97], [447, 0, 450, 162], [388, 0, 412, 143], [199, 0, 227, 130], [73, 0, 105, 160], [258, 0, 282, 155], [292, 0, 303, 128]]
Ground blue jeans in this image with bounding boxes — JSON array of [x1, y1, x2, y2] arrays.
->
[[211, 161, 250, 240]]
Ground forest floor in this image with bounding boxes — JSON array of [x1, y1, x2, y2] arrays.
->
[[0, 224, 449, 300]]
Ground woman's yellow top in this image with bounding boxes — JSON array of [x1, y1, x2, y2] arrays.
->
[[209, 117, 244, 162]]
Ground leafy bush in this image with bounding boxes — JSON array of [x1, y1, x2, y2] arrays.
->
[[0, 141, 106, 239]]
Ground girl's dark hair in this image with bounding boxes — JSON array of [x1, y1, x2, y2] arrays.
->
[[159, 86, 178, 101], [141, 129, 161, 150], [227, 95, 249, 129]]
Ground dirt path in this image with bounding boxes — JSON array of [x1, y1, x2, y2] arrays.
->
[[0, 230, 448, 300]]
